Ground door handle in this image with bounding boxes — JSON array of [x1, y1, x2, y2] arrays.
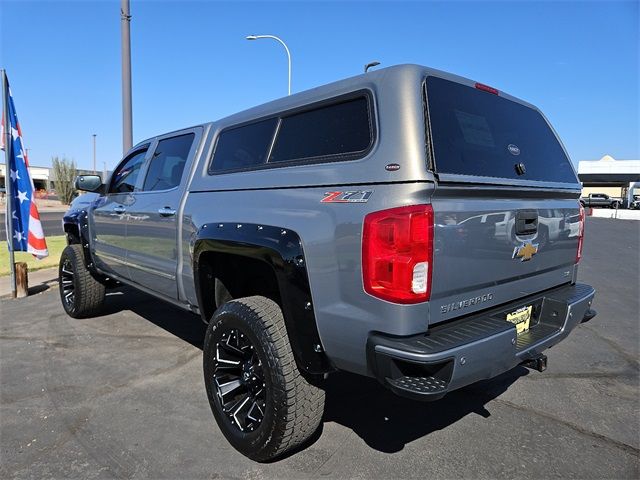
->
[[515, 209, 538, 235], [158, 207, 176, 217], [113, 205, 126, 214]]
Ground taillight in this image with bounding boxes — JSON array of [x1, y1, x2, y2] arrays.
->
[[475, 82, 499, 95], [576, 203, 585, 263], [362, 204, 434, 304]]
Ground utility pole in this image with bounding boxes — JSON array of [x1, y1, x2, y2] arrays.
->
[[92, 134, 97, 173], [121, 0, 133, 154]]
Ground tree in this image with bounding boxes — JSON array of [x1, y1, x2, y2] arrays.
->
[[52, 156, 77, 205]]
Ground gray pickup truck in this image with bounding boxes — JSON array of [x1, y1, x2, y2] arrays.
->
[[60, 64, 596, 461], [580, 193, 622, 209]]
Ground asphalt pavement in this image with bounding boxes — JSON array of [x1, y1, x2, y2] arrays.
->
[[0, 210, 65, 241], [0, 217, 638, 479]]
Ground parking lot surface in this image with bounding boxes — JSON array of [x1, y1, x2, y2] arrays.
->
[[1, 217, 638, 479]]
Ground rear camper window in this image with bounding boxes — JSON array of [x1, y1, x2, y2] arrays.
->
[[209, 93, 374, 174], [269, 97, 372, 163], [425, 76, 578, 184]]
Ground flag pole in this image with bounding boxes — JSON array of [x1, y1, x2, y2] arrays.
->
[[1, 69, 17, 298]]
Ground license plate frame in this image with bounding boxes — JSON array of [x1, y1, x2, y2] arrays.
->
[[506, 305, 533, 335]]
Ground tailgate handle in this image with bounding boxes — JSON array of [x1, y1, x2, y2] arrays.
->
[[516, 210, 538, 235]]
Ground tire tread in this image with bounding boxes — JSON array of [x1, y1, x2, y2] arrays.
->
[[204, 296, 325, 461], [59, 244, 105, 318]]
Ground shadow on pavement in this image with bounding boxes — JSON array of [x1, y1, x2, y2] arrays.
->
[[101, 286, 207, 349], [98, 285, 528, 455], [28, 283, 51, 295], [322, 368, 527, 454]]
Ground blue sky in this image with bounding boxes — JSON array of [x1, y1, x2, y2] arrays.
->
[[1, 0, 638, 171]]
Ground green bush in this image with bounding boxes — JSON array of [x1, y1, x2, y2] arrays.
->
[[52, 157, 77, 205]]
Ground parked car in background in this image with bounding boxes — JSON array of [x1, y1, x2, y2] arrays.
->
[[580, 193, 622, 209]]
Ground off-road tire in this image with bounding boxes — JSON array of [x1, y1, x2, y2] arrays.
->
[[58, 244, 106, 318], [203, 296, 325, 462]]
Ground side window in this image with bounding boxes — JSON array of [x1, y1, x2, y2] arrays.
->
[[268, 96, 372, 163], [142, 133, 195, 191], [109, 148, 148, 194], [210, 118, 278, 173]]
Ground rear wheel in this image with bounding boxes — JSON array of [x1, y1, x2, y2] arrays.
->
[[58, 244, 105, 318], [203, 296, 325, 461]]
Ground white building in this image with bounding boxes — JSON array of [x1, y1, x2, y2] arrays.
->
[[0, 162, 52, 190], [578, 155, 640, 205], [1, 163, 101, 193]]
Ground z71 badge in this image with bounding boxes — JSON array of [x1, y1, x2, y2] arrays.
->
[[321, 190, 373, 203]]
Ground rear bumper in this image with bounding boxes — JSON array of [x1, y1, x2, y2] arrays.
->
[[367, 283, 595, 401]]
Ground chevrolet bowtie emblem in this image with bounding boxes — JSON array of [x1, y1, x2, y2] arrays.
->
[[513, 241, 539, 261]]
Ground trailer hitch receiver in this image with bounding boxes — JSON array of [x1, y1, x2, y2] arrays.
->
[[522, 354, 547, 372]]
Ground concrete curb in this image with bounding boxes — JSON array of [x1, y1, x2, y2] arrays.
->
[[0, 266, 58, 299], [37, 207, 70, 213], [587, 208, 640, 220]]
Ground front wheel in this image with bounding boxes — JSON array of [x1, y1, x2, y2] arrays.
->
[[58, 244, 106, 318], [203, 296, 325, 462]]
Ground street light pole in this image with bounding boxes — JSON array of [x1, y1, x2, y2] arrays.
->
[[121, 0, 133, 154], [246, 34, 291, 96], [92, 134, 97, 173]]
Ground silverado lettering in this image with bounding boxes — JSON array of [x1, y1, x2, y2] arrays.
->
[[441, 293, 494, 314]]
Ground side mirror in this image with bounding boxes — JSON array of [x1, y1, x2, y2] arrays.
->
[[75, 175, 104, 193]]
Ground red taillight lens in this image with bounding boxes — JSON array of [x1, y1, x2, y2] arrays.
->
[[362, 204, 434, 304], [475, 82, 499, 95], [576, 203, 585, 263]]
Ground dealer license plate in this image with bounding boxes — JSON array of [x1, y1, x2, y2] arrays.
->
[[506, 305, 532, 335]]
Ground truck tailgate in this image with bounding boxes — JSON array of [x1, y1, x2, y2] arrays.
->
[[429, 192, 581, 323]]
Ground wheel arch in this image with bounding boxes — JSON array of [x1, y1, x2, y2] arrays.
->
[[193, 223, 333, 375], [62, 210, 93, 266]]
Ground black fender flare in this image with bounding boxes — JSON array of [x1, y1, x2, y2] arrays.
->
[[62, 209, 95, 270], [193, 223, 333, 375]]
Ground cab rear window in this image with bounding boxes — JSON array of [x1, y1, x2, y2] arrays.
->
[[425, 76, 578, 183], [209, 93, 373, 174]]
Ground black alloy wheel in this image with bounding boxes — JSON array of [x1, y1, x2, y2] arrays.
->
[[203, 296, 325, 461], [58, 244, 105, 318], [60, 257, 75, 310], [212, 327, 267, 433]]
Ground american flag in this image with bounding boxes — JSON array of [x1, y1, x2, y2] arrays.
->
[[2, 75, 48, 258]]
